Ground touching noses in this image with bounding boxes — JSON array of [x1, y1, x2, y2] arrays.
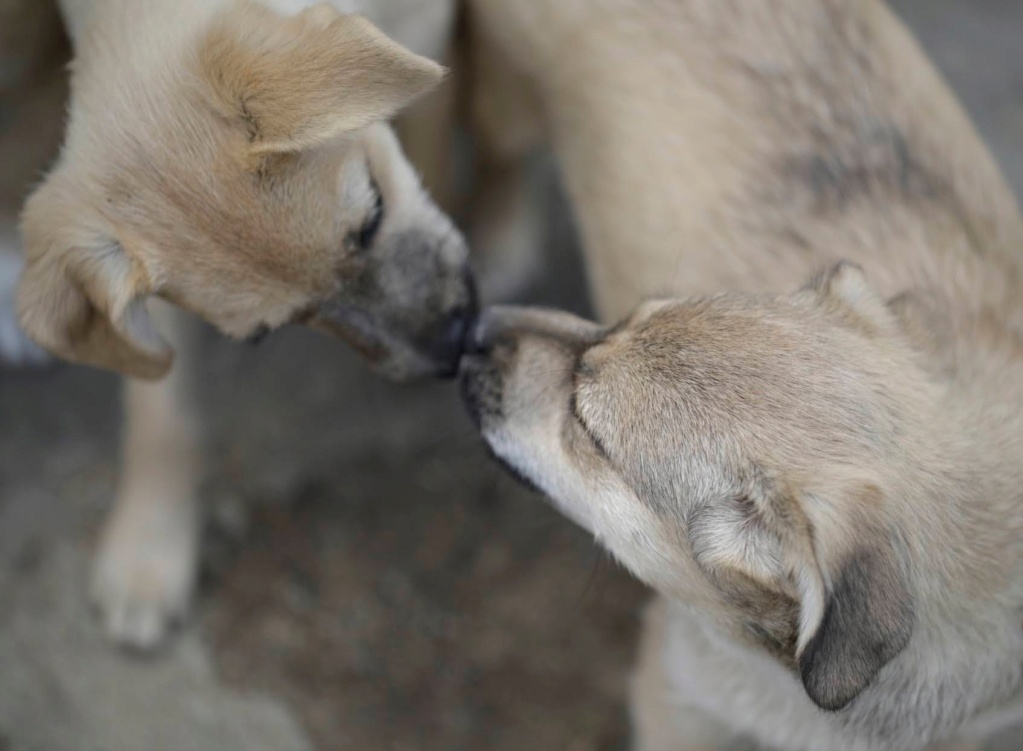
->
[[467, 305, 604, 355]]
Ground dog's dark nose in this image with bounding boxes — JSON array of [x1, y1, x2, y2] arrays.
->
[[464, 313, 492, 355], [440, 310, 474, 376], [440, 304, 474, 362], [431, 274, 479, 378]]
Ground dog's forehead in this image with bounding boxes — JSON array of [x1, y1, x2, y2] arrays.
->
[[104, 120, 367, 277], [585, 299, 813, 412], [575, 298, 888, 494], [575, 314, 756, 509]]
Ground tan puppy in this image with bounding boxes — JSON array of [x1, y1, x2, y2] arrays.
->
[[462, 0, 1023, 749], [16, 0, 468, 647]]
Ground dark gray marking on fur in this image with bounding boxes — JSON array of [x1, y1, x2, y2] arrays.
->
[[799, 543, 913, 711], [792, 124, 939, 212]]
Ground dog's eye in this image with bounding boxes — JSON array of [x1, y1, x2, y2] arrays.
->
[[569, 389, 610, 459], [349, 187, 384, 253]]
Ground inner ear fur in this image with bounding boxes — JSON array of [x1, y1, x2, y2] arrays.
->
[[16, 181, 171, 379], [199, 2, 445, 156]]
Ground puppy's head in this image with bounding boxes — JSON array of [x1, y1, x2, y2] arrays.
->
[[462, 264, 931, 712], [17, 2, 473, 380]]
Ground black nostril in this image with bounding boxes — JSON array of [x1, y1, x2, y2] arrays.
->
[[431, 304, 476, 378], [430, 268, 481, 378], [464, 315, 491, 355], [444, 307, 473, 354], [446, 269, 481, 356]]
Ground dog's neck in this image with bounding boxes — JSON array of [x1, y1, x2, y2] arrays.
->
[[887, 263, 1023, 633]]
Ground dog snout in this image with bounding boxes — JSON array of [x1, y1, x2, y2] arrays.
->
[[460, 305, 602, 427], [429, 301, 477, 378], [423, 270, 479, 378], [468, 306, 604, 354]]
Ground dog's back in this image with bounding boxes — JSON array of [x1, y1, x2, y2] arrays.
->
[[469, 0, 1023, 321]]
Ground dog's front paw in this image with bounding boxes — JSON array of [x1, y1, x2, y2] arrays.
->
[[90, 495, 200, 651]]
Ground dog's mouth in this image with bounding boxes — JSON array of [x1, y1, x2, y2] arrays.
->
[[458, 346, 543, 496], [458, 353, 499, 428], [309, 301, 477, 381], [481, 439, 543, 495], [310, 310, 390, 364], [458, 316, 499, 422]]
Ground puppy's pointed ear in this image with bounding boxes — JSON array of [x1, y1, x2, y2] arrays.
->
[[792, 483, 914, 711], [200, 2, 444, 155], [807, 261, 894, 333], [16, 181, 171, 379]]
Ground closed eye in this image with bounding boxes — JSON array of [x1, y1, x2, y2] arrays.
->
[[352, 181, 384, 252], [569, 388, 611, 459]]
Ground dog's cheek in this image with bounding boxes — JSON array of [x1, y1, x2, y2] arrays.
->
[[713, 569, 801, 663]]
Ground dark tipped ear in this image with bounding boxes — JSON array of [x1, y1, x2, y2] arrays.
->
[[199, 2, 444, 156], [799, 543, 913, 711], [16, 181, 171, 379]]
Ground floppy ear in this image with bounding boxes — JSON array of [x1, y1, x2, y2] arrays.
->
[[797, 531, 913, 711], [760, 476, 914, 711], [16, 183, 171, 379], [199, 2, 445, 156]]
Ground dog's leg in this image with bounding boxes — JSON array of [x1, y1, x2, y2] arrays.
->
[[91, 301, 201, 649], [464, 8, 546, 304], [630, 598, 736, 751]]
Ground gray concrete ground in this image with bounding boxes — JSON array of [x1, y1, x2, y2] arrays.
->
[[3, 1, 1023, 749]]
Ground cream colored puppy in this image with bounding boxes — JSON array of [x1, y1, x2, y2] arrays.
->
[[17, 0, 468, 647], [462, 0, 1023, 749]]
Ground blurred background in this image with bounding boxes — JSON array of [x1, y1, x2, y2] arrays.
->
[[1, 1, 1022, 749]]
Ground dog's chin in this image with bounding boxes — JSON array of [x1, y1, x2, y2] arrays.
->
[[311, 315, 461, 382], [482, 438, 544, 495], [371, 346, 458, 382], [458, 354, 498, 427]]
